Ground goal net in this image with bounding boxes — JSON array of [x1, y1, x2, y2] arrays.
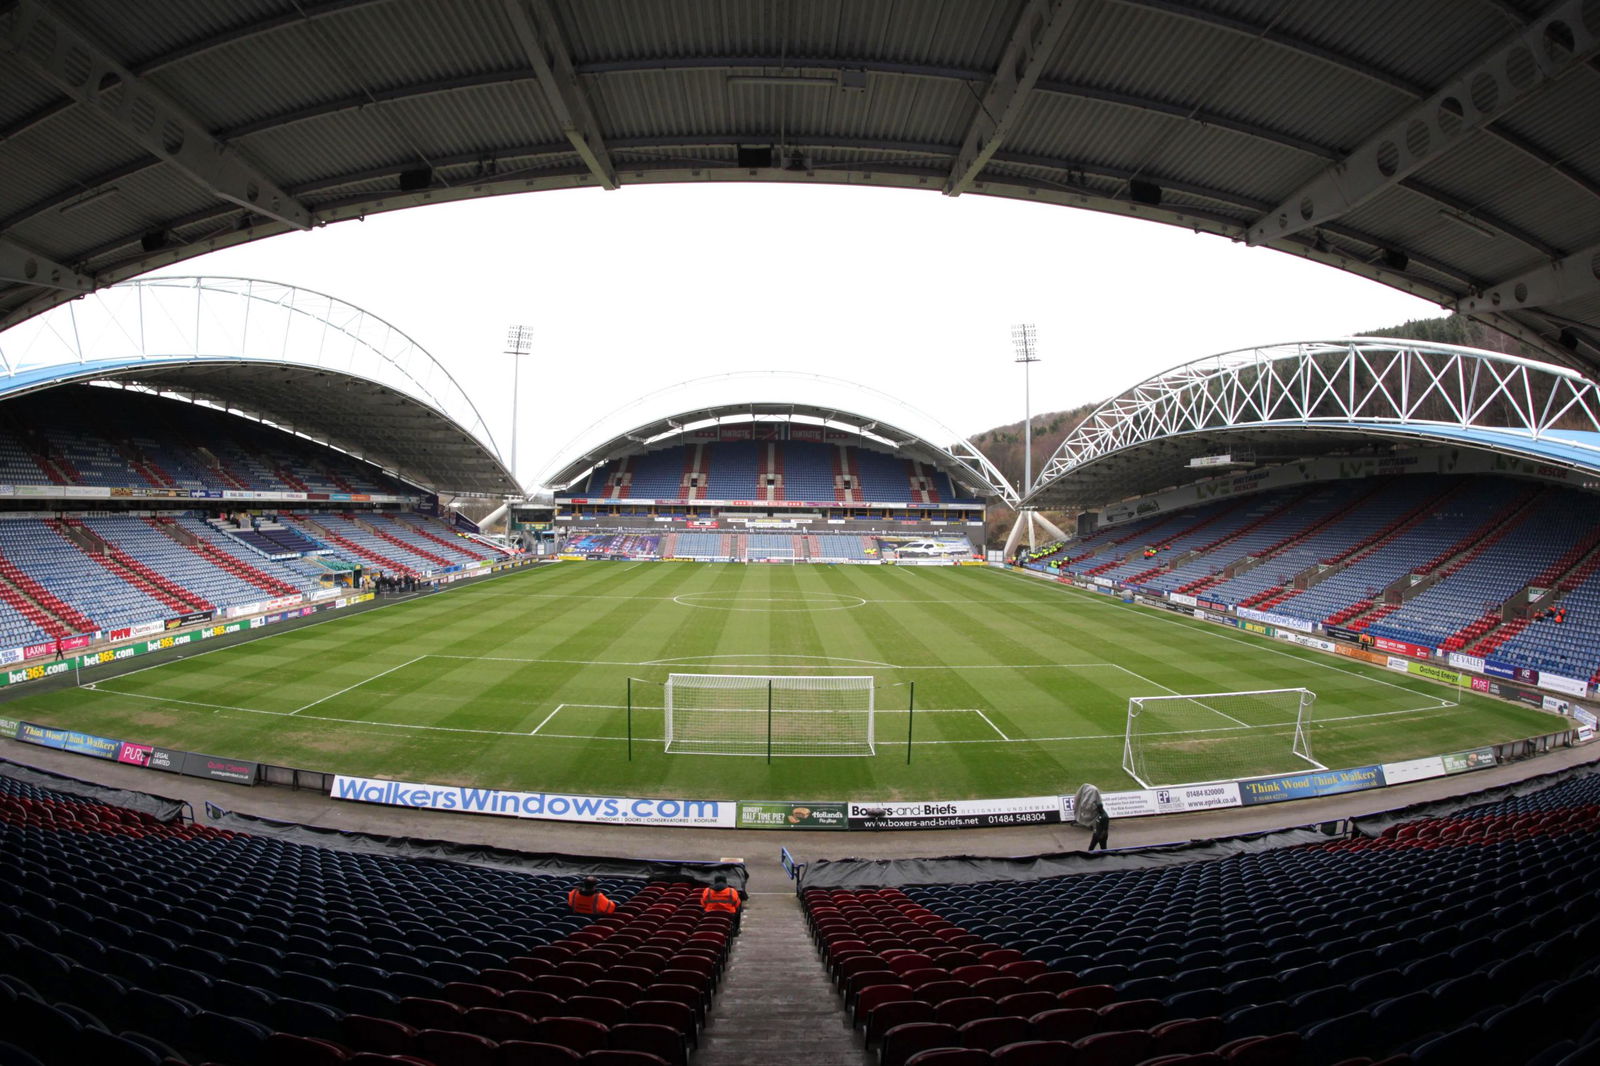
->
[[1122, 687, 1319, 788], [664, 674, 875, 757]]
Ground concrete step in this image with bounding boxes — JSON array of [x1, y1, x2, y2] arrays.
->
[[695, 890, 875, 1066]]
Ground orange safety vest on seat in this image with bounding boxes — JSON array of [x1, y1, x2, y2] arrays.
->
[[568, 888, 615, 914], [699, 886, 740, 913]]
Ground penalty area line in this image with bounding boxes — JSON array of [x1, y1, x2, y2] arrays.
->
[[291, 655, 427, 716], [529, 704, 566, 735], [974, 709, 1011, 740]]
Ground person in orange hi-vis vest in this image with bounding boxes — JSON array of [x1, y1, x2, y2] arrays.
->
[[567, 876, 616, 915], [699, 873, 743, 934]]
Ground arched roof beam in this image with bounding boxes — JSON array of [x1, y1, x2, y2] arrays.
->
[[945, 0, 1080, 197], [1, 0, 312, 232], [1027, 339, 1600, 500], [0, 236, 92, 294], [499, 0, 617, 190], [1121, 0, 1600, 208], [1247, 0, 1600, 247], [1459, 240, 1600, 315]]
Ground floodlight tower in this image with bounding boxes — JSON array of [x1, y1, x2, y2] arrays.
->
[[1012, 323, 1039, 495], [1002, 323, 1068, 560], [504, 325, 533, 487]]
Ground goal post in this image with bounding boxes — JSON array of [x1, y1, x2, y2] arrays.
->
[[1122, 687, 1319, 788], [664, 674, 876, 757]]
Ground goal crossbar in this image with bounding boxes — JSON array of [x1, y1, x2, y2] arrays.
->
[[1123, 686, 1319, 788], [664, 673, 876, 757]]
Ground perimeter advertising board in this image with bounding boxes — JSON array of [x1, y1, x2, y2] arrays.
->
[[1238, 765, 1385, 806], [1442, 748, 1497, 774], [1063, 782, 1243, 820], [736, 801, 848, 831], [332, 775, 735, 828], [845, 796, 1060, 830]]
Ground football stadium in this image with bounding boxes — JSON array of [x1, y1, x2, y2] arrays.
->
[[3, 4, 1600, 1065]]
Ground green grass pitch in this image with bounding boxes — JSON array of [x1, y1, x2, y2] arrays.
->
[[2, 561, 1564, 801]]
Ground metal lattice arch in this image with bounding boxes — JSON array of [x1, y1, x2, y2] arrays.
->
[[1027, 339, 1600, 511], [0, 276, 516, 495]]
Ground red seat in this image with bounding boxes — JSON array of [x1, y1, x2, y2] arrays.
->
[[611, 965, 659, 986], [608, 1022, 687, 1066], [995, 992, 1058, 1019], [582, 1052, 671, 1066], [260, 1033, 349, 1066], [556, 961, 608, 983], [903, 1050, 993, 1066], [887, 954, 938, 974], [398, 997, 463, 1031], [1000, 961, 1048, 980], [958, 1016, 1032, 1052], [442, 982, 503, 1009], [508, 957, 555, 979], [1150, 1017, 1225, 1057], [1028, 1007, 1103, 1044], [591, 979, 645, 1005], [340, 1015, 417, 1056], [1222, 1032, 1301, 1065], [1074, 1028, 1153, 1066], [533, 974, 587, 999], [415, 1029, 497, 1066], [496, 1040, 582, 1065], [628, 1001, 696, 1047], [1097, 998, 1163, 1031], [535, 1015, 611, 1055], [882, 1021, 963, 1066], [855, 983, 916, 1027], [463, 1006, 538, 1043], [991, 1040, 1074, 1066], [935, 997, 1002, 1028], [867, 1000, 936, 1045], [501, 989, 562, 1019], [980, 950, 1025, 967], [1057, 985, 1118, 1011], [566, 995, 629, 1028], [480, 968, 533, 991], [917, 980, 973, 1005], [1024, 971, 1079, 994], [951, 965, 1002, 984], [642, 983, 704, 1026], [971, 977, 1028, 1000]]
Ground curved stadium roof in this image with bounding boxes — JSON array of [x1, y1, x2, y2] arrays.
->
[[0, 277, 517, 495], [1026, 338, 1600, 511], [546, 398, 1015, 503], [1, 1, 1599, 382]]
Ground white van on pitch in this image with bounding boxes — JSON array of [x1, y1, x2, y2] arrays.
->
[[895, 539, 970, 557]]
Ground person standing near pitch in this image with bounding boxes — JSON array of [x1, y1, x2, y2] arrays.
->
[[699, 873, 744, 934], [1088, 807, 1111, 851]]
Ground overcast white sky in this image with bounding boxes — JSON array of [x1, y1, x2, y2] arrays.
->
[[147, 182, 1441, 489]]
